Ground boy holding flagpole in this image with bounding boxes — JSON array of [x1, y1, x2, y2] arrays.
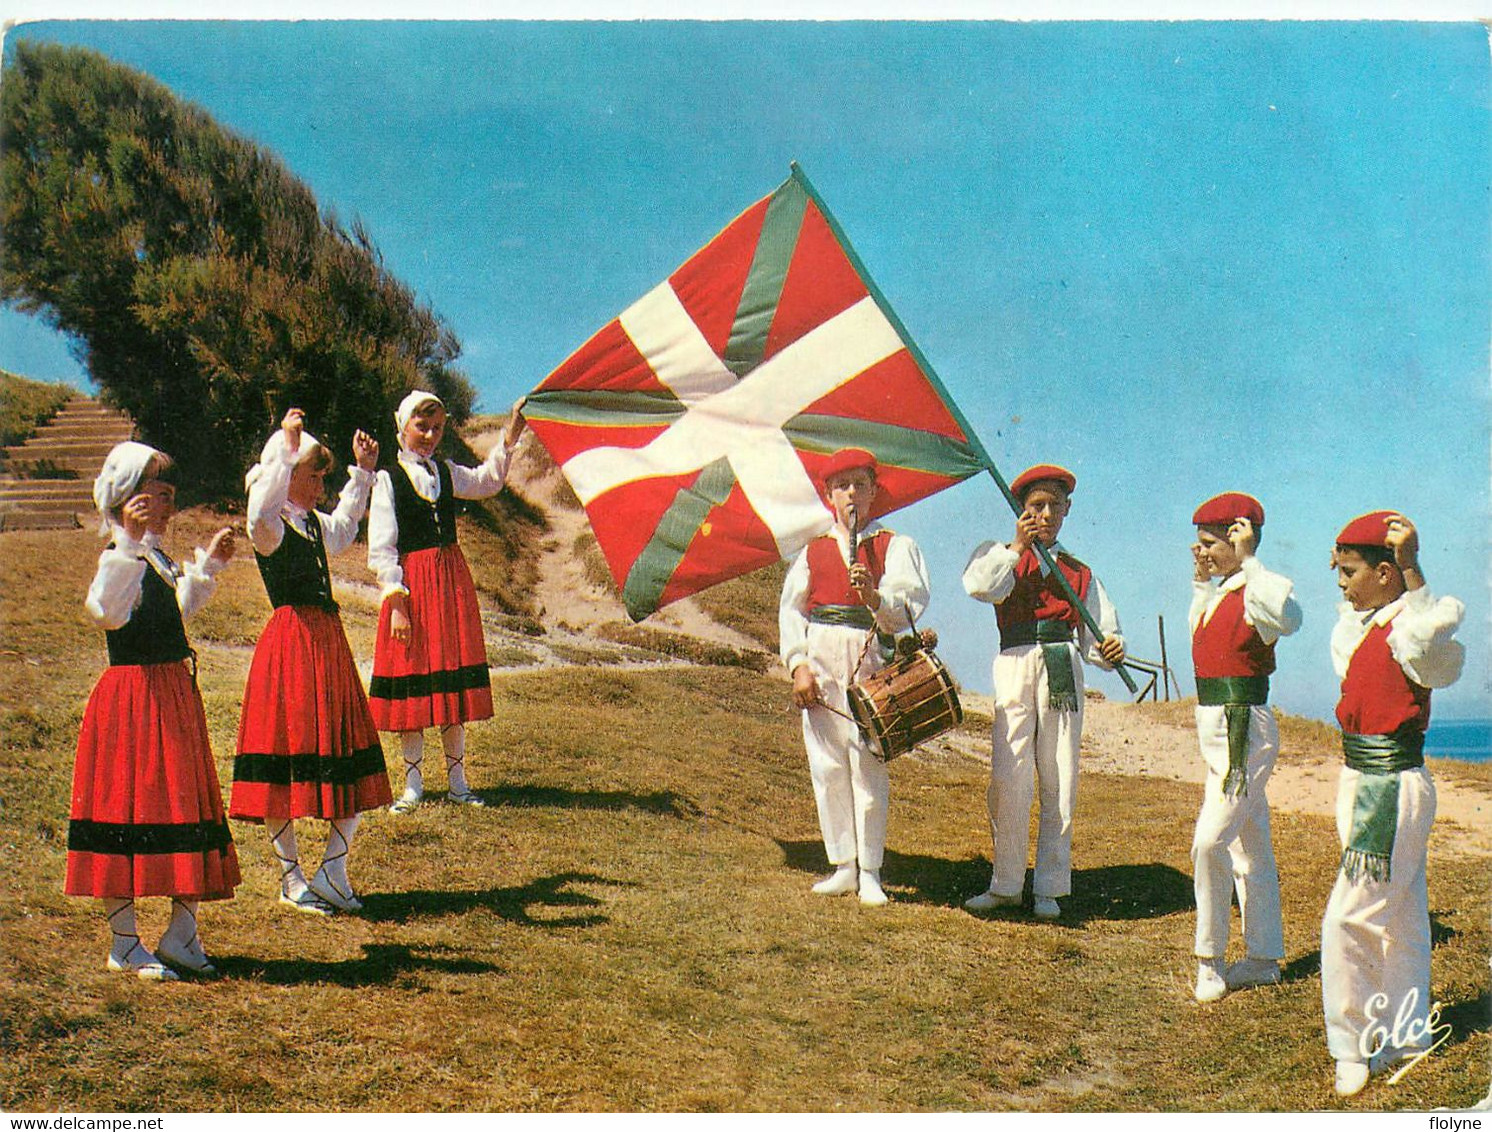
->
[[962, 464, 1125, 922]]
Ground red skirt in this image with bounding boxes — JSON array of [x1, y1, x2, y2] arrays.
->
[[67, 662, 241, 900], [369, 545, 493, 731], [230, 605, 392, 821]]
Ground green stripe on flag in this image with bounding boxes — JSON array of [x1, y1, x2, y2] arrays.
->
[[622, 457, 738, 621], [523, 388, 687, 429], [783, 414, 987, 481], [722, 177, 809, 378]]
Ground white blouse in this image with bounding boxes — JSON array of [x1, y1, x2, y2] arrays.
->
[[1329, 587, 1465, 690], [367, 442, 514, 598], [85, 526, 227, 630], [246, 430, 374, 559]]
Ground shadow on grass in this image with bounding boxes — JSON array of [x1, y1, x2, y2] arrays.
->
[[774, 839, 1192, 923], [452, 784, 704, 819], [359, 870, 637, 928], [215, 942, 500, 988], [1439, 989, 1490, 1044]]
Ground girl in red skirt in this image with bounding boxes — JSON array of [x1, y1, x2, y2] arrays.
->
[[231, 410, 389, 913], [70, 442, 240, 980], [367, 391, 525, 813]]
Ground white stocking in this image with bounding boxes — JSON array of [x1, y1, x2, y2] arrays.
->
[[105, 897, 149, 964], [319, 815, 360, 896], [269, 819, 308, 899], [399, 730, 425, 800], [442, 724, 468, 795], [161, 898, 205, 955]]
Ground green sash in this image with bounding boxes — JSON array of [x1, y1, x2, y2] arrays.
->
[[809, 604, 896, 660], [1339, 728, 1426, 883], [809, 604, 875, 630], [1196, 676, 1271, 799], [1001, 621, 1078, 713]]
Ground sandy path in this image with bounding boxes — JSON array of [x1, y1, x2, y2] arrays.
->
[[471, 429, 767, 654], [953, 693, 1492, 857]]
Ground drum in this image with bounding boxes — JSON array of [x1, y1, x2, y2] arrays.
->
[[847, 648, 963, 762]]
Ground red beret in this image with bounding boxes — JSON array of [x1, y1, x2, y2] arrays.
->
[[1336, 510, 1396, 547], [1192, 492, 1265, 528], [819, 448, 878, 484], [1011, 464, 1076, 498]]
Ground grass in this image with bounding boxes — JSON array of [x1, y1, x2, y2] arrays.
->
[[0, 372, 75, 448], [593, 622, 772, 674], [1, 514, 1488, 1113], [692, 561, 789, 654]]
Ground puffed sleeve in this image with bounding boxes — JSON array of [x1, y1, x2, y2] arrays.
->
[[963, 541, 1020, 605], [84, 529, 149, 629], [1078, 575, 1124, 669], [319, 465, 376, 558], [1389, 587, 1465, 690], [778, 548, 812, 676], [1188, 579, 1214, 634], [447, 441, 513, 501], [367, 469, 406, 599], [1239, 556, 1303, 645], [872, 534, 930, 634], [246, 431, 296, 557], [176, 545, 229, 622]]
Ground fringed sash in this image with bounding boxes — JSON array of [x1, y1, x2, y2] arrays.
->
[[1196, 675, 1270, 798], [1339, 727, 1425, 883]]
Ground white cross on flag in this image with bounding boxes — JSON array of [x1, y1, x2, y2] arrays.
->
[[524, 166, 986, 620]]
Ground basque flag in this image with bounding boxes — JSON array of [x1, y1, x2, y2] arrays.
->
[[524, 164, 987, 621]]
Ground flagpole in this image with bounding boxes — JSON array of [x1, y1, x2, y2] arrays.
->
[[789, 161, 1138, 694]]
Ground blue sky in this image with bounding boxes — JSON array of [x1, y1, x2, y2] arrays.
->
[[3, 19, 1487, 723]]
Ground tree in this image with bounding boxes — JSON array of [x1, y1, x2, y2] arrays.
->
[[1, 41, 477, 498]]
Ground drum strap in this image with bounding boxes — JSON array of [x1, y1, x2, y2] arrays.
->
[[811, 604, 896, 664]]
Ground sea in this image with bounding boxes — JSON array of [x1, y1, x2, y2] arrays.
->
[[1425, 718, 1492, 764]]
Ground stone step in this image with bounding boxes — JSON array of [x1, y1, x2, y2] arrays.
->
[[31, 422, 135, 441], [2, 441, 118, 462], [52, 399, 128, 416], [1, 455, 99, 474], [1, 498, 91, 510], [0, 477, 94, 497], [0, 508, 84, 531], [2, 441, 117, 462]]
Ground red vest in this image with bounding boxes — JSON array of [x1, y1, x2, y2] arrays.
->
[[806, 530, 892, 611], [1192, 587, 1277, 679], [994, 548, 1092, 632], [1336, 618, 1431, 735]]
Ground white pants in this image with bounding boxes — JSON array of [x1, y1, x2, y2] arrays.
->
[[1321, 765, 1436, 1062], [1191, 704, 1285, 960], [986, 643, 1082, 899], [801, 624, 890, 871]]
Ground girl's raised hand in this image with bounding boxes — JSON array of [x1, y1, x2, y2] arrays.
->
[[353, 429, 379, 471], [121, 493, 151, 541], [281, 408, 305, 452], [207, 527, 236, 564]]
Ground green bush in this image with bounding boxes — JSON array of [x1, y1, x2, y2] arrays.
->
[[0, 371, 72, 447]]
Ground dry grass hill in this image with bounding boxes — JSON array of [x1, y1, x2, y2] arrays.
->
[[0, 413, 1487, 1113]]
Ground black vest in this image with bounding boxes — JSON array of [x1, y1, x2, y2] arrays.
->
[[255, 512, 337, 611], [105, 553, 192, 666], [392, 459, 458, 553]]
